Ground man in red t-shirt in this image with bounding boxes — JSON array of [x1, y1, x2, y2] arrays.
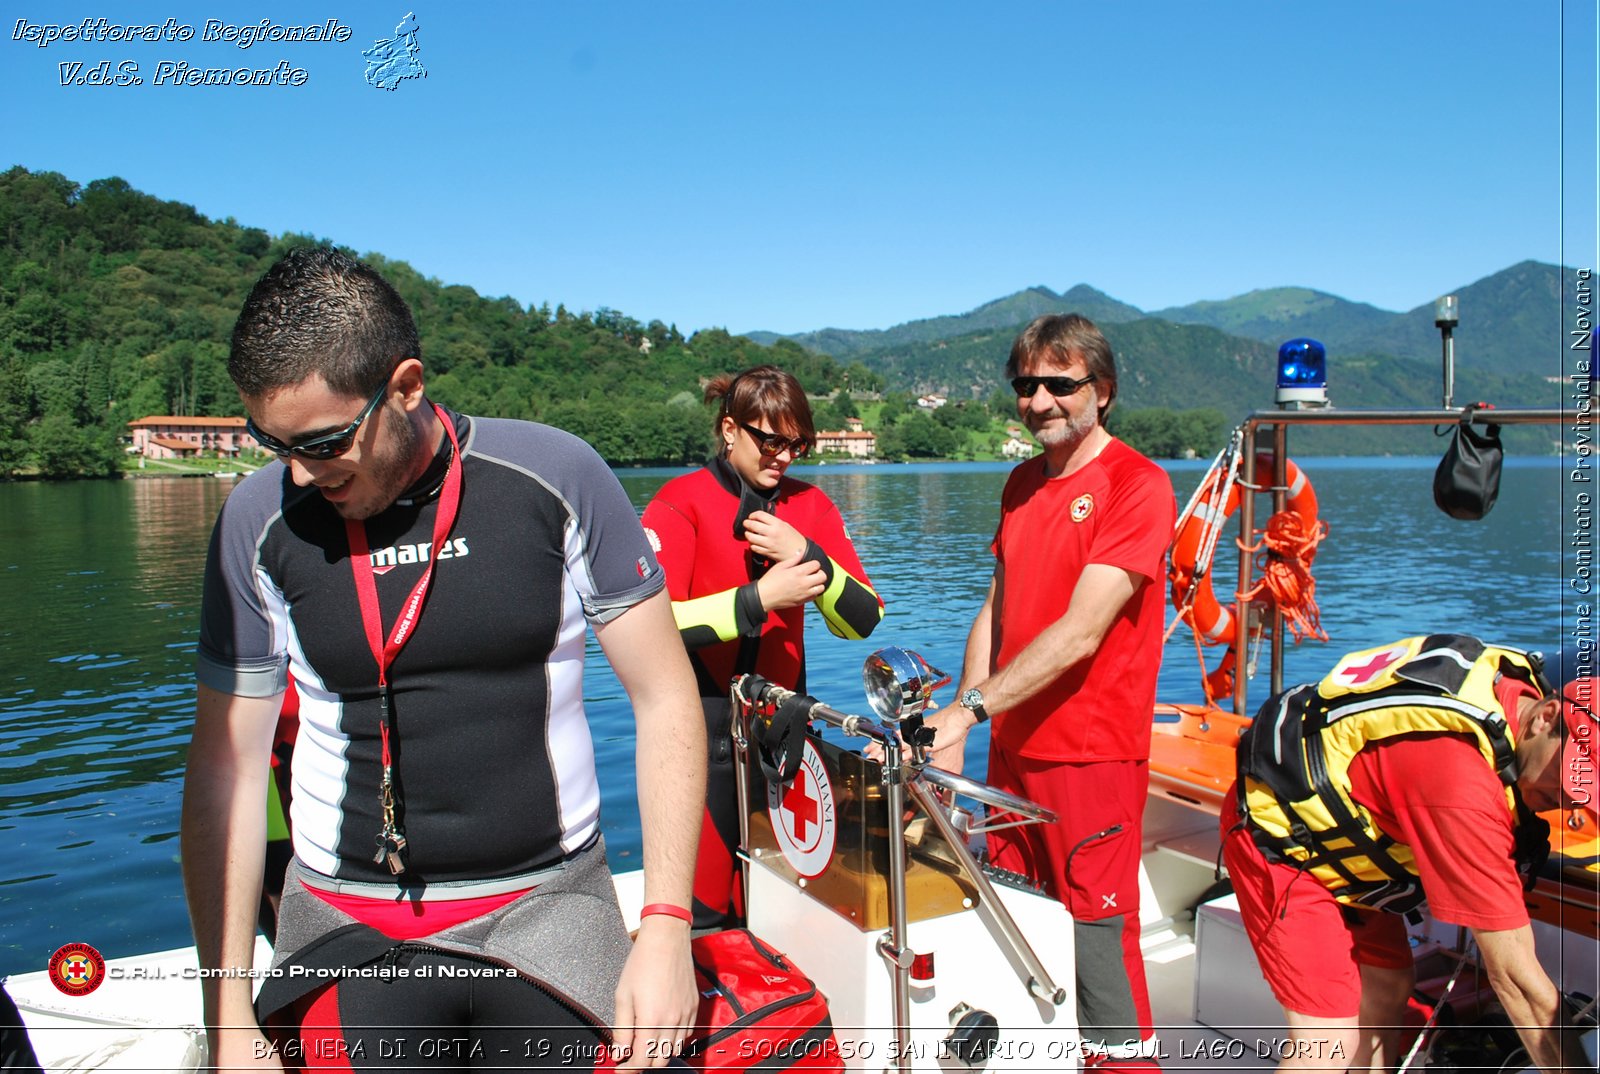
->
[[1223, 641, 1598, 1072], [926, 314, 1176, 1069]]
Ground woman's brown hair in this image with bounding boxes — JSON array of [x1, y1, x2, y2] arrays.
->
[[704, 365, 815, 451]]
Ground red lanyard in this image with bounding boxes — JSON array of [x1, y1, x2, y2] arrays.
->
[[343, 403, 463, 873]]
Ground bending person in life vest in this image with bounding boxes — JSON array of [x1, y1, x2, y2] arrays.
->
[[1222, 634, 1597, 1072], [642, 366, 884, 929]]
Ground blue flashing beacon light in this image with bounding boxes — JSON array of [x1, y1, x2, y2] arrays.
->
[[1276, 337, 1328, 408]]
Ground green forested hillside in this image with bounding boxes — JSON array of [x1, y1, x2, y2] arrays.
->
[[1151, 262, 1580, 381], [748, 284, 1144, 358], [1149, 287, 1398, 349], [1344, 261, 1579, 378], [0, 167, 881, 477], [761, 262, 1579, 388], [0, 166, 1565, 479], [854, 317, 1560, 455]]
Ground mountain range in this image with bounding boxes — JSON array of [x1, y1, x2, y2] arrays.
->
[[748, 260, 1579, 386], [0, 163, 1575, 472]]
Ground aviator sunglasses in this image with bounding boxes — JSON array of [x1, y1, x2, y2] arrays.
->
[[738, 420, 811, 458], [1012, 373, 1097, 398], [247, 373, 393, 461]]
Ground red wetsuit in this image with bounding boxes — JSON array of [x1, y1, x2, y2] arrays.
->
[[643, 458, 882, 927]]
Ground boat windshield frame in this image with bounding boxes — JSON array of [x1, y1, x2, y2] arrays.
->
[[1230, 404, 1570, 715]]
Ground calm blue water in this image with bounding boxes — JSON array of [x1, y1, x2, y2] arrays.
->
[[0, 457, 1569, 976]]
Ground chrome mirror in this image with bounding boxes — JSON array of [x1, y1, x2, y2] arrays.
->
[[863, 647, 950, 723]]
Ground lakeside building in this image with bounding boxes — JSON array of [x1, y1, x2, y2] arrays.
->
[[815, 428, 878, 458], [128, 416, 257, 459], [1001, 437, 1035, 459]]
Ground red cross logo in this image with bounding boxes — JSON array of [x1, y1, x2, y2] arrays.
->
[[782, 771, 819, 845], [48, 942, 105, 996], [768, 739, 837, 878], [1340, 648, 1403, 685]]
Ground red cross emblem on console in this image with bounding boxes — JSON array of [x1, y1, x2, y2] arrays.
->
[[768, 739, 837, 878], [782, 774, 819, 844]]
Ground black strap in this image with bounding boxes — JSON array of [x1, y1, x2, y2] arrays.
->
[[254, 921, 398, 1022]]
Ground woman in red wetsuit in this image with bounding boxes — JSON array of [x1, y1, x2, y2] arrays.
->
[[642, 365, 884, 928]]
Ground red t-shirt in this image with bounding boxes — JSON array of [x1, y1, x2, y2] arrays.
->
[[1342, 675, 1534, 931], [989, 439, 1176, 761]]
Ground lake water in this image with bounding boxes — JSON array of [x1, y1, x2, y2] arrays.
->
[[0, 456, 1570, 977]]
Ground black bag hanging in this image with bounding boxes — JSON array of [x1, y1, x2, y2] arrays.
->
[[1433, 406, 1503, 520]]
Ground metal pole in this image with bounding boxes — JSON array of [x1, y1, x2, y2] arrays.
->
[[1271, 422, 1288, 696], [905, 780, 1066, 1005], [1440, 327, 1456, 410], [877, 741, 915, 1074], [730, 684, 754, 919], [1435, 295, 1460, 410], [1234, 424, 1258, 717]]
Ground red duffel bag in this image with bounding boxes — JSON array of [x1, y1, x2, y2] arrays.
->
[[683, 929, 843, 1072]]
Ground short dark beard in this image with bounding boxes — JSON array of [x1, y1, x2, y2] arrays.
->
[[341, 404, 424, 521]]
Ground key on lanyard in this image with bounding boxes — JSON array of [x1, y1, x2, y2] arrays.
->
[[374, 768, 408, 874], [372, 687, 408, 875]]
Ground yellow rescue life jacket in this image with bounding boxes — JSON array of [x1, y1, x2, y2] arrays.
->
[[1237, 634, 1540, 914]]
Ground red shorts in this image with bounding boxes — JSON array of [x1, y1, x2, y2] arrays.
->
[[984, 751, 1149, 920], [985, 751, 1157, 1059], [1220, 790, 1412, 1019]]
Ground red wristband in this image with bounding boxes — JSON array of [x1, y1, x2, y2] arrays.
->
[[639, 903, 693, 924]]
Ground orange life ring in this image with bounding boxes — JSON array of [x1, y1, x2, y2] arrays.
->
[[1169, 451, 1320, 651]]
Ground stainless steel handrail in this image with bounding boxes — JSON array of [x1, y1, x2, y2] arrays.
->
[[1242, 406, 1568, 426], [918, 765, 1058, 824], [904, 779, 1068, 1006], [731, 678, 1066, 1073], [1225, 404, 1574, 715]]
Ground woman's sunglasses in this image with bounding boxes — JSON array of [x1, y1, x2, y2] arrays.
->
[[1012, 373, 1097, 398], [739, 420, 810, 458], [247, 375, 391, 461]]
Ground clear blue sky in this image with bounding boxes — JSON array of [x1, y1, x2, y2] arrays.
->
[[5, 2, 1596, 335]]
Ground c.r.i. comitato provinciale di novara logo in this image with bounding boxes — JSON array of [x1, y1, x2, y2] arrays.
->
[[48, 941, 106, 996]]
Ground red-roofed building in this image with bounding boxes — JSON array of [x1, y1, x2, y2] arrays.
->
[[815, 428, 877, 458], [129, 416, 257, 459]]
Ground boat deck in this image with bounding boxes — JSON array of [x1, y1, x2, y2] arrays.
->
[[6, 793, 1591, 1072]]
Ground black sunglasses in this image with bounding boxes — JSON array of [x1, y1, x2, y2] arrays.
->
[[1012, 373, 1097, 398], [739, 420, 810, 459], [247, 375, 392, 461]]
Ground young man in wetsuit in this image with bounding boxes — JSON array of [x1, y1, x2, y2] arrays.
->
[[1224, 636, 1597, 1072], [181, 247, 704, 1070], [923, 314, 1176, 1070]]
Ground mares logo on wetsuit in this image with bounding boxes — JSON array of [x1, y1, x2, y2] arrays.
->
[[48, 942, 106, 996], [368, 537, 471, 576]]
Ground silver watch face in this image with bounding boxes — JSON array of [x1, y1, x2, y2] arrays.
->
[[961, 688, 983, 710]]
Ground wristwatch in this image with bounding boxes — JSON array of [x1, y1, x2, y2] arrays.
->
[[959, 687, 990, 723]]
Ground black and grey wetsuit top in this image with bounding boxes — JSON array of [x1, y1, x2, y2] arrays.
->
[[197, 411, 664, 889]]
